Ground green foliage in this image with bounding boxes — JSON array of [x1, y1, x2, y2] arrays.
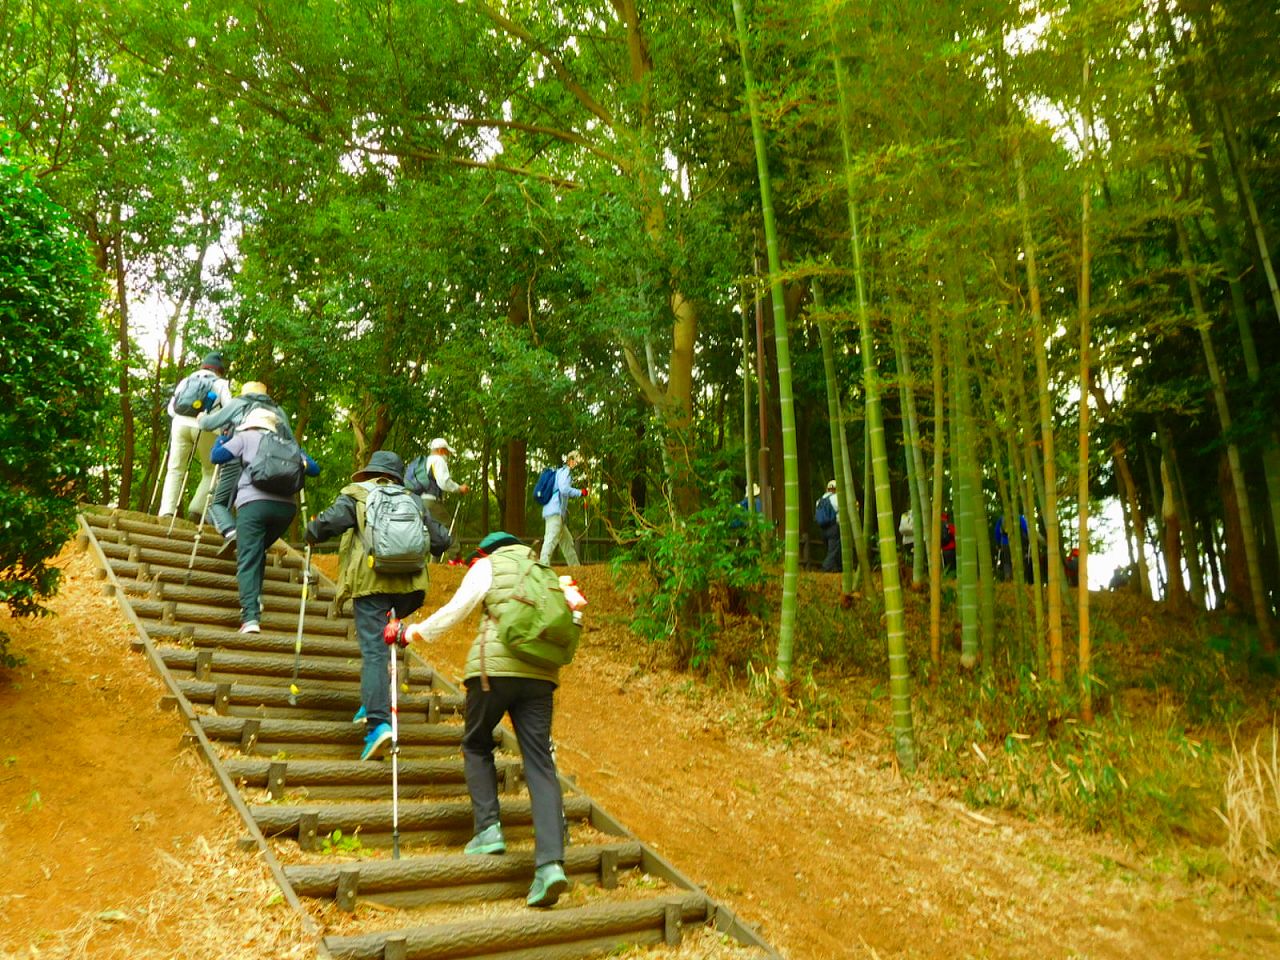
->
[[0, 148, 109, 618], [0, 631, 22, 670], [613, 465, 777, 671], [317, 828, 365, 856]]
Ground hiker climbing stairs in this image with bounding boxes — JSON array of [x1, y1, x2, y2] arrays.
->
[[76, 506, 777, 960]]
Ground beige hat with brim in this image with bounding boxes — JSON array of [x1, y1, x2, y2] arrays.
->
[[239, 408, 280, 433], [240, 381, 268, 396]]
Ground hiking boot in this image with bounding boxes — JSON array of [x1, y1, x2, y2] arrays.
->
[[526, 862, 567, 908], [351, 705, 367, 725], [239, 621, 260, 634], [360, 723, 393, 761], [464, 823, 505, 856], [216, 529, 237, 557]]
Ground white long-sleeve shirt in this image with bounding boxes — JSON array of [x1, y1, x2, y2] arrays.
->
[[406, 558, 493, 643], [425, 452, 463, 499]]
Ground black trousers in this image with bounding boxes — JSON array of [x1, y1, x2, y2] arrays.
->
[[353, 591, 424, 730], [821, 527, 842, 572], [235, 499, 296, 624], [462, 676, 564, 867]]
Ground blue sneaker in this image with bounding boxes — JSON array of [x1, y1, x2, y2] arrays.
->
[[360, 722, 393, 761], [464, 823, 506, 855], [526, 862, 567, 908], [351, 705, 367, 725]]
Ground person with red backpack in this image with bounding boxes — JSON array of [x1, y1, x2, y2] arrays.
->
[[158, 352, 232, 521]]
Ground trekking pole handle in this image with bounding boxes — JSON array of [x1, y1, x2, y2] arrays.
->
[[384, 609, 407, 647]]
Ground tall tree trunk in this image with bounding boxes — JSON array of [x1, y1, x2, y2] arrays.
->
[[814, 283, 855, 593], [1014, 135, 1065, 683], [732, 0, 801, 688], [893, 323, 929, 586], [1077, 51, 1094, 721], [112, 207, 135, 509], [929, 304, 947, 675], [828, 14, 913, 767]]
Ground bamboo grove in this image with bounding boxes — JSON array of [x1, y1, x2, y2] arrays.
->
[[3, 1, 1278, 767]]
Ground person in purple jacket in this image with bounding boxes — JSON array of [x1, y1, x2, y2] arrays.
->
[[210, 408, 319, 633]]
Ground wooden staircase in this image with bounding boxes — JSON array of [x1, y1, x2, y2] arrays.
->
[[77, 506, 777, 960]]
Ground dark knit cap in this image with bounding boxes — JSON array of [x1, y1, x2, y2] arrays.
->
[[469, 531, 524, 563], [352, 450, 405, 484]]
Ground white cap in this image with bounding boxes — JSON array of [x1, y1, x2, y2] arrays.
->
[[430, 438, 453, 453]]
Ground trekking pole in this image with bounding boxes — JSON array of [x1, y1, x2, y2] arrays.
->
[[383, 607, 407, 859], [439, 499, 462, 564], [167, 441, 200, 536], [183, 463, 220, 585], [288, 486, 310, 705]]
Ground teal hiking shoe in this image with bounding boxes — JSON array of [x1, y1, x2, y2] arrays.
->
[[351, 705, 367, 725], [464, 823, 506, 855], [526, 862, 567, 908], [360, 722, 392, 761]]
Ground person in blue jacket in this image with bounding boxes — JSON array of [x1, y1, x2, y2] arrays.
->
[[539, 450, 586, 567]]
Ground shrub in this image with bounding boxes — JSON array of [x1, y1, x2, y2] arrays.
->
[[613, 468, 776, 671], [0, 148, 109, 620]]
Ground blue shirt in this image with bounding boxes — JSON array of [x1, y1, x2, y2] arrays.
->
[[541, 464, 583, 518]]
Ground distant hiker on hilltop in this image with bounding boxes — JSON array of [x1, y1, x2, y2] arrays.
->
[[539, 450, 586, 567], [197, 380, 294, 554], [305, 451, 431, 762], [415, 438, 469, 563], [210, 408, 318, 635], [158, 352, 232, 522], [815, 479, 841, 573]]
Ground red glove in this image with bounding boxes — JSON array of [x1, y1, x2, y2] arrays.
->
[[580, 488, 589, 498]]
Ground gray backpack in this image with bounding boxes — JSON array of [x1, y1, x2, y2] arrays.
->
[[359, 483, 427, 574]]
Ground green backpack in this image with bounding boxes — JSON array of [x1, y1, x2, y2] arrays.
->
[[493, 553, 580, 668]]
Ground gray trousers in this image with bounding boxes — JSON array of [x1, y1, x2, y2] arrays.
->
[[462, 676, 564, 867], [208, 460, 241, 536]]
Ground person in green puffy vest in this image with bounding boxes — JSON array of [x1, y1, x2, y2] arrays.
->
[[305, 451, 431, 762], [405, 531, 570, 908]]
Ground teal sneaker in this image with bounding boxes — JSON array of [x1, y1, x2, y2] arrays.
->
[[351, 705, 367, 725], [464, 823, 506, 855], [526, 861, 567, 908], [360, 722, 392, 761]]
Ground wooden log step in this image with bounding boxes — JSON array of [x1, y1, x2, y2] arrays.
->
[[125, 580, 333, 619], [179, 680, 461, 717], [132, 599, 351, 637], [107, 561, 335, 602], [85, 516, 304, 567], [223, 756, 516, 788], [285, 842, 644, 907], [252, 795, 593, 839], [201, 716, 464, 747], [96, 540, 299, 584], [159, 647, 361, 684], [320, 893, 708, 960], [144, 622, 359, 660]]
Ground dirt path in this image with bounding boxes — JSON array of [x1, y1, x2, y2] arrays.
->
[[2, 547, 1277, 958]]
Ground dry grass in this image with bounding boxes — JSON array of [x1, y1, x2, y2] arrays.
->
[[1217, 723, 1280, 891]]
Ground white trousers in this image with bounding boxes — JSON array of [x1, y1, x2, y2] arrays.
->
[[158, 418, 216, 518], [539, 512, 580, 567]]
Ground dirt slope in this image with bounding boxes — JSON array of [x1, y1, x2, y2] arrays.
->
[[2, 546, 1278, 958]]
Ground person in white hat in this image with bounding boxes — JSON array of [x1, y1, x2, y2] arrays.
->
[[157, 351, 232, 521], [539, 450, 586, 567], [421, 437, 469, 561], [816, 479, 841, 573]]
